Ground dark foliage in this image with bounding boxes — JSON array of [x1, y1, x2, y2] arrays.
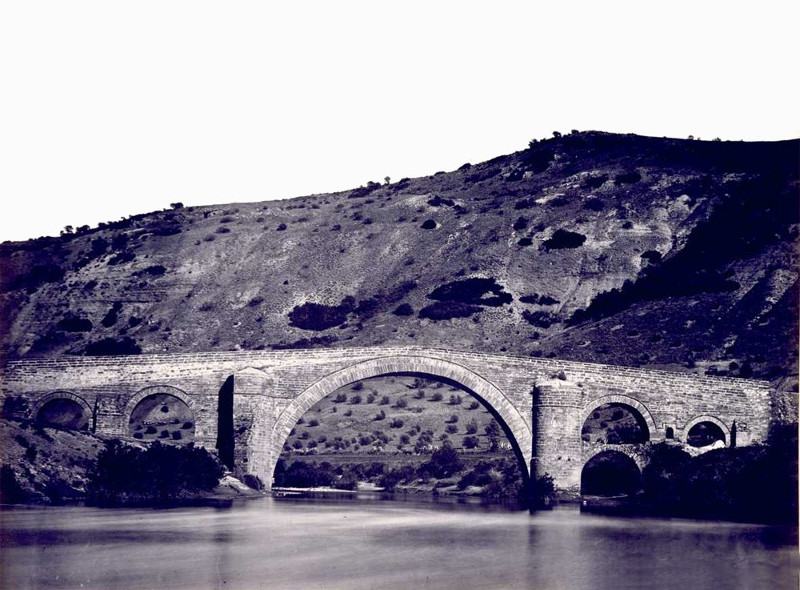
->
[[543, 229, 587, 250], [642, 425, 798, 523], [288, 297, 355, 331], [135, 265, 167, 277], [514, 198, 536, 210], [465, 167, 501, 183], [519, 294, 559, 305], [57, 315, 93, 333], [428, 277, 512, 307], [0, 465, 32, 504], [101, 302, 123, 328], [582, 174, 608, 189], [108, 250, 135, 265], [418, 301, 482, 321], [427, 196, 455, 207], [418, 443, 464, 478], [615, 170, 642, 184], [12, 264, 65, 292], [348, 181, 382, 199], [513, 217, 528, 231], [86, 440, 224, 506], [84, 337, 142, 356], [583, 197, 605, 211], [522, 147, 554, 173], [392, 303, 414, 316], [522, 310, 555, 328]]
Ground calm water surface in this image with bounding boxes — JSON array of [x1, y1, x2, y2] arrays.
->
[[1, 496, 797, 590]]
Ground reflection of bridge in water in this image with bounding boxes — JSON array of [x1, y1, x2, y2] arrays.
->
[[0, 347, 776, 493]]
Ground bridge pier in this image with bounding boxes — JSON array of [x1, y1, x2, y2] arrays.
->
[[531, 379, 584, 494]]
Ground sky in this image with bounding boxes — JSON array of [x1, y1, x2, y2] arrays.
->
[[1, 1, 798, 242]]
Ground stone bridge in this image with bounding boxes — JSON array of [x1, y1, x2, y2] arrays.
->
[[0, 347, 776, 492]]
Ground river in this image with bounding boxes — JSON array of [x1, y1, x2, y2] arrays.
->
[[1, 495, 797, 590]]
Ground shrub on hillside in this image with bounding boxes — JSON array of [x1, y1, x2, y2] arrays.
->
[[427, 278, 512, 307], [522, 310, 556, 328], [543, 229, 586, 249], [57, 315, 93, 333], [418, 301, 482, 321], [392, 303, 414, 316], [84, 337, 141, 356], [288, 297, 355, 331], [582, 174, 608, 189], [615, 170, 642, 184]]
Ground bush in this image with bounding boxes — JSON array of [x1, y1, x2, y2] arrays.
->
[[84, 337, 141, 356], [288, 297, 355, 331], [522, 310, 555, 328], [583, 174, 608, 189], [463, 435, 479, 449], [419, 444, 464, 478], [419, 301, 482, 321], [350, 395, 362, 405], [87, 440, 224, 506], [334, 393, 347, 403], [57, 315, 93, 332], [428, 278, 512, 307], [445, 424, 458, 434], [379, 396, 390, 405], [429, 392, 443, 402], [393, 303, 414, 316], [543, 229, 586, 250], [394, 397, 407, 408], [615, 170, 642, 184]]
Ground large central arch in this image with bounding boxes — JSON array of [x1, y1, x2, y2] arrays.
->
[[259, 355, 532, 487]]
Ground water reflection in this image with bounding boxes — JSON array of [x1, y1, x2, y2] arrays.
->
[[1, 498, 796, 590]]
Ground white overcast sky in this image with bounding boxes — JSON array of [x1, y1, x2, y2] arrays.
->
[[1, 1, 798, 242]]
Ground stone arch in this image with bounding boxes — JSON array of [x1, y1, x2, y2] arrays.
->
[[124, 385, 197, 421], [33, 391, 93, 429], [582, 444, 647, 471], [581, 449, 643, 496], [683, 415, 731, 446], [580, 394, 659, 442], [264, 355, 532, 483], [124, 385, 198, 440]]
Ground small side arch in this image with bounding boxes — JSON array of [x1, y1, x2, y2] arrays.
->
[[33, 391, 93, 418], [123, 385, 198, 425], [264, 355, 532, 484], [580, 394, 659, 442], [683, 415, 731, 446], [31, 390, 94, 431]]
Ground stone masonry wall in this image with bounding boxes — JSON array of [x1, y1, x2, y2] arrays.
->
[[0, 346, 777, 491]]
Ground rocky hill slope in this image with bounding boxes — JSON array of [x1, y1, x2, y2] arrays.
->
[[1, 132, 797, 389]]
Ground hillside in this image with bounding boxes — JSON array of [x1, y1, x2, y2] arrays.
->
[[1, 131, 798, 390]]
